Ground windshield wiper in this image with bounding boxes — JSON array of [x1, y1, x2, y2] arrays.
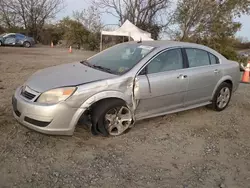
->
[[80, 60, 93, 67], [92, 65, 116, 74], [80, 60, 117, 74]]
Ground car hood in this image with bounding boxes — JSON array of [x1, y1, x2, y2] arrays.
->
[[25, 62, 117, 93]]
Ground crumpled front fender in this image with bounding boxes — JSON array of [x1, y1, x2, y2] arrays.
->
[[68, 90, 134, 134]]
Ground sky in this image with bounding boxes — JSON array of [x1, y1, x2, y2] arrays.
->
[[57, 0, 250, 40]]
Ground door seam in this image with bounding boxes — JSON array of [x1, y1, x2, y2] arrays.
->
[[145, 74, 152, 93]]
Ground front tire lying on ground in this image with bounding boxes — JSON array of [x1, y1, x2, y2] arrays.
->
[[91, 99, 133, 136], [211, 82, 232, 111]]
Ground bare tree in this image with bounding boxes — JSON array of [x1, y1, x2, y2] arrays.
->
[[0, 0, 21, 28], [173, 0, 250, 61], [92, 0, 174, 39], [174, 0, 250, 41], [173, 0, 213, 40], [73, 6, 103, 33], [0, 0, 64, 40]]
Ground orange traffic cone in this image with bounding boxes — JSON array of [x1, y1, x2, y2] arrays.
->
[[241, 61, 250, 83], [69, 46, 72, 53], [51, 41, 54, 48]]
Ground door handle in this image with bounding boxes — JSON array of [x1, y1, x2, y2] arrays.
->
[[177, 74, 188, 79], [214, 69, 220, 74]]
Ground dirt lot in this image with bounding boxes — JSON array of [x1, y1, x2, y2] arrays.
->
[[0, 46, 250, 188]]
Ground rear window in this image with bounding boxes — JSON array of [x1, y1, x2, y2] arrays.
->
[[209, 53, 219, 64], [16, 34, 25, 39], [185, 48, 210, 67]]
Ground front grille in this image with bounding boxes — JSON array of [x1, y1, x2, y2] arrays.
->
[[24, 116, 51, 127], [21, 90, 36, 100]]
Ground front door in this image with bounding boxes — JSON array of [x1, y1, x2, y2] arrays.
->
[[3, 34, 16, 46], [184, 48, 223, 106], [134, 48, 190, 119]]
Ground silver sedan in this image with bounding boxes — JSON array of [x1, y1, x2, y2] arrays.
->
[[12, 41, 241, 136]]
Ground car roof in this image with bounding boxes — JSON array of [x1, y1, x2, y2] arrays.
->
[[128, 40, 208, 48], [6, 33, 16, 35], [5, 33, 25, 35], [127, 40, 226, 60]]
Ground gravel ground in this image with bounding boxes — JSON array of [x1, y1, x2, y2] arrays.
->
[[0, 46, 250, 188]]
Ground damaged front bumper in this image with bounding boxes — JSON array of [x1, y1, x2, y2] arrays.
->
[[12, 87, 79, 135]]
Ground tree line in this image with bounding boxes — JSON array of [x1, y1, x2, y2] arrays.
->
[[0, 0, 249, 61]]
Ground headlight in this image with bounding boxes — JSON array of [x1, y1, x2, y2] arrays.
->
[[37, 87, 77, 104]]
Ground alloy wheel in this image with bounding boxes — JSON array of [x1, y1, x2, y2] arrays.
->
[[105, 106, 132, 136], [24, 42, 31, 48], [216, 87, 231, 109]]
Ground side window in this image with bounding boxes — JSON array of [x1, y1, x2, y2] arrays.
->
[[16, 34, 25, 40], [186, 48, 210, 68], [209, 53, 219, 64], [147, 49, 184, 74], [6, 34, 16, 38]]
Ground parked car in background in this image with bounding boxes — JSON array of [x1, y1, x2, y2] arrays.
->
[[0, 33, 35, 48], [239, 51, 250, 58], [12, 41, 240, 137], [242, 53, 249, 58]]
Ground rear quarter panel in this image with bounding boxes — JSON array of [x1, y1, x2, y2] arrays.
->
[[213, 60, 240, 97], [223, 60, 241, 91], [28, 37, 35, 45]]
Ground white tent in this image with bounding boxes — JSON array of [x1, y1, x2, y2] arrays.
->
[[100, 20, 154, 51]]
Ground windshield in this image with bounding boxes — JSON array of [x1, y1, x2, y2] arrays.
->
[[85, 43, 155, 75]]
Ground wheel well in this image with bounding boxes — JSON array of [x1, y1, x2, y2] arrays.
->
[[223, 80, 233, 88], [23, 41, 31, 46], [77, 97, 126, 127], [90, 98, 126, 109]]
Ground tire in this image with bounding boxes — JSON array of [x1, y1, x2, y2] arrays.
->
[[0, 41, 2, 46], [91, 99, 133, 136], [23, 41, 31, 48], [211, 82, 232, 111]]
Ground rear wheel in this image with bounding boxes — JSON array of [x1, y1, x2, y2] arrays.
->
[[91, 99, 133, 136], [211, 82, 232, 111], [23, 41, 31, 48]]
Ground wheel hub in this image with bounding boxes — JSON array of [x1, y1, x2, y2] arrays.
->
[[217, 87, 230, 109], [105, 106, 132, 136]]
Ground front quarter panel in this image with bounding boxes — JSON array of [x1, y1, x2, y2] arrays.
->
[[79, 91, 132, 108], [67, 77, 135, 130], [68, 90, 134, 131], [67, 76, 134, 108]]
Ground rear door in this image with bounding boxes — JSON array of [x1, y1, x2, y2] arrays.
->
[[15, 34, 25, 46], [134, 48, 190, 119], [184, 48, 222, 107]]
